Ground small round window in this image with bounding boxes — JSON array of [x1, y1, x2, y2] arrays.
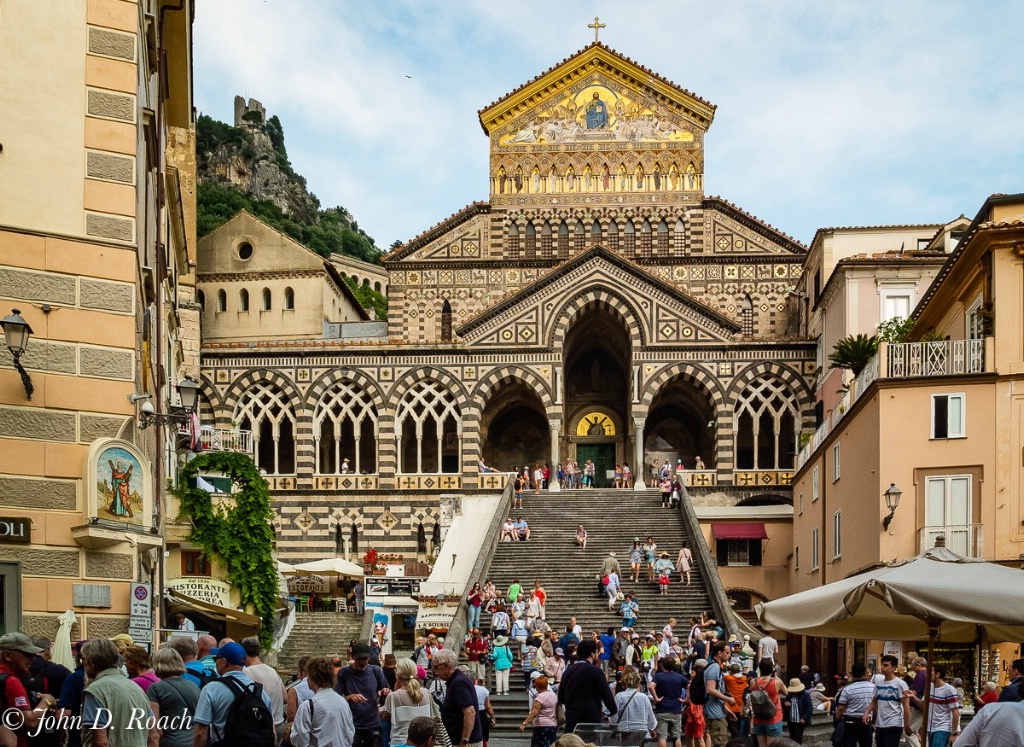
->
[[237, 241, 254, 260]]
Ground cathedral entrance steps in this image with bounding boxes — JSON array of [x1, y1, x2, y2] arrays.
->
[[275, 611, 365, 674], [481, 488, 713, 639]]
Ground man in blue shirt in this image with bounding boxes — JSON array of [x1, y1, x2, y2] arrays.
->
[[513, 517, 530, 541], [335, 642, 391, 747], [599, 627, 617, 675], [702, 641, 736, 747], [167, 636, 216, 687], [649, 656, 688, 747], [193, 642, 273, 746]]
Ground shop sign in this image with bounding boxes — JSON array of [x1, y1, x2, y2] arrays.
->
[[128, 626, 153, 644], [169, 578, 231, 607], [883, 641, 903, 659], [287, 575, 327, 594], [367, 579, 421, 596], [0, 518, 31, 545]]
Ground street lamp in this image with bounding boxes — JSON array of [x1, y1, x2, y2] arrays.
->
[[1, 309, 34, 399], [138, 376, 201, 428], [882, 482, 902, 530]]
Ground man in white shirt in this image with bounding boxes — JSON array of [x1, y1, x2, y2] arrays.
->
[[956, 700, 1024, 746], [911, 664, 960, 745], [864, 654, 911, 747], [757, 632, 778, 669], [241, 636, 287, 742]]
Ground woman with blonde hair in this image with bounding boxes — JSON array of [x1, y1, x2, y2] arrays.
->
[[382, 658, 432, 746], [611, 666, 657, 737]]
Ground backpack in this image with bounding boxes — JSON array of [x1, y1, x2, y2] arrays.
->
[[192, 666, 218, 689], [750, 678, 778, 720], [216, 676, 276, 747]]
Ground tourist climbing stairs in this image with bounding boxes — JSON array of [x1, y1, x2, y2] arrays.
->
[[276, 610, 365, 675]]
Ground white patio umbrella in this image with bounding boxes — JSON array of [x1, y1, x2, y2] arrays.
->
[[277, 560, 297, 574], [755, 543, 1024, 742], [51, 609, 77, 671], [291, 557, 365, 577]]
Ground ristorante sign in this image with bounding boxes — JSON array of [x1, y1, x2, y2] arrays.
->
[[168, 578, 231, 607]]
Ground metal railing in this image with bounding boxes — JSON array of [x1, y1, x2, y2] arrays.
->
[[888, 339, 985, 378], [919, 524, 983, 557], [178, 426, 253, 454]]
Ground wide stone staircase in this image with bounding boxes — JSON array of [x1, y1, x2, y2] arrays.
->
[[482, 488, 715, 742], [276, 611, 364, 674]]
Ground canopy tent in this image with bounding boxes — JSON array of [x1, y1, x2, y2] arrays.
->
[[756, 543, 1024, 742], [290, 557, 364, 578]]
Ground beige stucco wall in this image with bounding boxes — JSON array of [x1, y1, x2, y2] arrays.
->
[[201, 275, 326, 342], [0, 0, 88, 235], [700, 518, 793, 604]]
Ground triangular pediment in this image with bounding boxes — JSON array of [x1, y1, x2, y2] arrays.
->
[[457, 245, 740, 348], [479, 43, 716, 143]]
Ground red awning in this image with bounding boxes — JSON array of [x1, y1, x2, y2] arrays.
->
[[712, 523, 768, 540]]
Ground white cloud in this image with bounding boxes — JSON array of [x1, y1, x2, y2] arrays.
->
[[195, 1, 1024, 248]]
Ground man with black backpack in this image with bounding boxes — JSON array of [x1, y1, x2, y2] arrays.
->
[[193, 642, 274, 747]]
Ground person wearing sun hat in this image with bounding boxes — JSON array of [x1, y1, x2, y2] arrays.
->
[[0, 633, 53, 746], [490, 636, 513, 695], [781, 676, 812, 743]]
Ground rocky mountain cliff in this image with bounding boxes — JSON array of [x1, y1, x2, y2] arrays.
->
[[196, 97, 381, 266]]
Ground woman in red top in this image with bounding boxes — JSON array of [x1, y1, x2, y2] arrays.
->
[[533, 581, 547, 620], [750, 658, 787, 745], [974, 681, 998, 710]]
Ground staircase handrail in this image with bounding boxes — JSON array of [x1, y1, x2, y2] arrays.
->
[[677, 484, 762, 640], [443, 475, 516, 660]]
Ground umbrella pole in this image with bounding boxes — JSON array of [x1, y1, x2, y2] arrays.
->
[[921, 622, 938, 747]]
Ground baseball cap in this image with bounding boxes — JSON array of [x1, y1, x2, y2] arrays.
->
[[555, 647, 565, 656], [210, 642, 246, 666], [530, 671, 542, 681], [694, 658, 708, 668], [620, 627, 631, 632], [352, 642, 373, 659], [0, 633, 43, 655]]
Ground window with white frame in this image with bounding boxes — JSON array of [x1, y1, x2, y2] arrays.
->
[[832, 442, 841, 482], [966, 296, 984, 341], [734, 376, 800, 470], [812, 465, 820, 502], [924, 475, 973, 555], [879, 284, 915, 323], [932, 393, 965, 439], [396, 379, 461, 473], [833, 510, 842, 559], [811, 527, 820, 571]]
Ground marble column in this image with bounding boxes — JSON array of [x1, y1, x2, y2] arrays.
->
[[632, 416, 647, 490], [548, 419, 561, 491]]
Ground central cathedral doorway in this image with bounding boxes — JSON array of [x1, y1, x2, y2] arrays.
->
[[576, 442, 616, 488]]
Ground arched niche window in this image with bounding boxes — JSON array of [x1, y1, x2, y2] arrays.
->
[[623, 219, 635, 254], [674, 218, 686, 253], [656, 219, 669, 254], [313, 380, 379, 474], [741, 293, 754, 337], [540, 220, 553, 256], [350, 524, 359, 556], [239, 288, 249, 312], [417, 523, 427, 553], [557, 220, 569, 257], [639, 218, 652, 255], [396, 380, 461, 474], [374, 282, 381, 293], [234, 382, 296, 474], [508, 221, 520, 258], [262, 288, 272, 311], [441, 299, 453, 343], [591, 220, 602, 240], [735, 377, 799, 471], [335, 524, 344, 554], [284, 287, 295, 310], [216, 289, 227, 312], [197, 290, 206, 310], [524, 221, 537, 258], [432, 521, 441, 548]]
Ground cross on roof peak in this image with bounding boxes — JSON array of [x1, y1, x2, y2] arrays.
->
[[588, 16, 606, 43]]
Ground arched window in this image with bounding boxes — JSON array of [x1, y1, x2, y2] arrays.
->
[[674, 218, 686, 253], [432, 521, 441, 548], [262, 288, 272, 311], [656, 219, 669, 254], [374, 282, 381, 293], [313, 380, 379, 474], [396, 380, 461, 474], [741, 293, 754, 337], [591, 220, 601, 239], [508, 222, 520, 258], [197, 290, 206, 309], [284, 287, 295, 310], [557, 220, 569, 258], [639, 218, 652, 255], [541, 220, 553, 256], [239, 289, 249, 312], [350, 524, 359, 555], [216, 289, 227, 312], [335, 524, 344, 554], [362, 278, 369, 287], [623, 219, 635, 254], [234, 382, 296, 474], [735, 377, 799, 470], [525, 221, 537, 258], [417, 523, 427, 553], [441, 299, 453, 342]]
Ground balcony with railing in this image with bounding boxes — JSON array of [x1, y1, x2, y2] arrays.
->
[[796, 338, 988, 469], [178, 426, 253, 454], [920, 524, 983, 557]]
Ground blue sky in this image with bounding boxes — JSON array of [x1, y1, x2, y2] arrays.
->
[[194, 1, 1024, 250]]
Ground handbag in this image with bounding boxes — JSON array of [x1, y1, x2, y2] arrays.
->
[[428, 692, 454, 747]]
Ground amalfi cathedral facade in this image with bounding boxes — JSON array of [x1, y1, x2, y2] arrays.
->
[[196, 43, 816, 564]]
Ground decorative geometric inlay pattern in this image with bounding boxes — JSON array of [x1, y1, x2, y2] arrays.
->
[[376, 509, 399, 532], [295, 510, 315, 531], [718, 362, 733, 376]]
